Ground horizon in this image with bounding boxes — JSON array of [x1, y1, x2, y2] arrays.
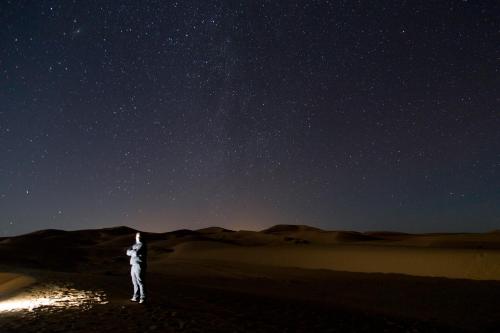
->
[[4, 222, 500, 238]]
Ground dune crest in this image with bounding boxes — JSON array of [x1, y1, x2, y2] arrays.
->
[[4, 224, 500, 280]]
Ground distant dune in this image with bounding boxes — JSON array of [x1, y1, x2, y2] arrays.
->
[[4, 224, 500, 332], [261, 224, 324, 233], [2, 224, 500, 280]]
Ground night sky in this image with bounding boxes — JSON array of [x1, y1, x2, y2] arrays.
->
[[1, 1, 498, 236]]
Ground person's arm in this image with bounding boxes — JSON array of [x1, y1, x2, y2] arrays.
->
[[132, 243, 147, 263], [135, 243, 144, 259], [126, 246, 136, 256]]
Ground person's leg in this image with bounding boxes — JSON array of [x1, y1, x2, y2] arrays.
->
[[131, 266, 139, 300], [141, 267, 146, 301], [135, 265, 145, 301]]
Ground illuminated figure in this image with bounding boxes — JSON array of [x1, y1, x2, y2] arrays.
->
[[126, 232, 147, 303]]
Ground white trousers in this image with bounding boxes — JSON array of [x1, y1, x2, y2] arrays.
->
[[131, 264, 146, 300]]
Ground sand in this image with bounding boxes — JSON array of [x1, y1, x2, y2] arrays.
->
[[168, 241, 500, 280], [0, 273, 36, 299], [1, 225, 500, 332]]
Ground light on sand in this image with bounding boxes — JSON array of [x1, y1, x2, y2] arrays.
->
[[0, 284, 107, 312]]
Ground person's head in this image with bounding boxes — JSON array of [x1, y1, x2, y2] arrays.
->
[[135, 232, 141, 243]]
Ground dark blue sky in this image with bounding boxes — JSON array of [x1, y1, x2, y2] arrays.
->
[[1, 0, 498, 235]]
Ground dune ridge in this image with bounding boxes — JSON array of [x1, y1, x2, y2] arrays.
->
[[3, 224, 500, 280]]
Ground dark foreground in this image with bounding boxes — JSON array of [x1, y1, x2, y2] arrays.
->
[[2, 259, 500, 332]]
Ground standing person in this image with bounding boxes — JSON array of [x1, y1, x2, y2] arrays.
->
[[126, 232, 147, 303]]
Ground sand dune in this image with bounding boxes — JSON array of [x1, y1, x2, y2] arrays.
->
[[3, 224, 500, 280], [159, 225, 500, 281], [3, 225, 500, 331], [166, 241, 500, 280]]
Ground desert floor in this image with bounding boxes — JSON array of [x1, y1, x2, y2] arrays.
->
[[2, 226, 500, 332]]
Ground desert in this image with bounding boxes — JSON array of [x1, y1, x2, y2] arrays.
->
[[2, 225, 500, 332], [3, 0, 497, 332]]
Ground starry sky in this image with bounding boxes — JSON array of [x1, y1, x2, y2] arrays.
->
[[1, 0, 498, 236]]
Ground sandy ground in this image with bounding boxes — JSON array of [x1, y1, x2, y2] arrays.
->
[[2, 225, 500, 332], [1, 260, 500, 332], [168, 242, 500, 280], [0, 273, 36, 299]]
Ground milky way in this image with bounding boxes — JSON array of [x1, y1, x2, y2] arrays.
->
[[1, 1, 498, 235]]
